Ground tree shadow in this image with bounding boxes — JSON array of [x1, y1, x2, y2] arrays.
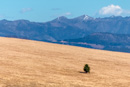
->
[[79, 71, 88, 74]]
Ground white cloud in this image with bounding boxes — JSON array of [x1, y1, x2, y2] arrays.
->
[[99, 4, 123, 16], [21, 8, 32, 13], [56, 12, 72, 17], [51, 12, 72, 19], [61, 12, 72, 16]]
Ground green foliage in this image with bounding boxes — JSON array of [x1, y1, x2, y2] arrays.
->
[[83, 64, 90, 73]]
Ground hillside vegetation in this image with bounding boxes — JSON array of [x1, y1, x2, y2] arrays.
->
[[0, 37, 129, 87]]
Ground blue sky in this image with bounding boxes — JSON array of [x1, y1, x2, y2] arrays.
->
[[0, 0, 129, 22]]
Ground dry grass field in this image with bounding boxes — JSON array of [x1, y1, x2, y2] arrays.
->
[[0, 37, 129, 87]]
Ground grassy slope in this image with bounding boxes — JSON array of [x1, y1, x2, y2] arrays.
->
[[0, 37, 129, 87]]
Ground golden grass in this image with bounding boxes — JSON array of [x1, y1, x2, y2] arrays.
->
[[0, 37, 129, 87]]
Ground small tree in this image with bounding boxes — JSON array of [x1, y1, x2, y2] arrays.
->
[[84, 64, 90, 73]]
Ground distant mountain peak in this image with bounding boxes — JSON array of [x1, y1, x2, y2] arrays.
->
[[81, 15, 92, 20], [74, 15, 93, 21], [83, 15, 90, 20], [51, 16, 68, 22]]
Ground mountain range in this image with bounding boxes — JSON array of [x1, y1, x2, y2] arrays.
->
[[0, 15, 130, 52], [60, 32, 130, 52]]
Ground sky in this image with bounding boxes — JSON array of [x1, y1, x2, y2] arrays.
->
[[0, 0, 129, 22]]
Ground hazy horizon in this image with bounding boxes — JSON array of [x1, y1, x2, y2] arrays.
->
[[0, 0, 130, 22], [1, 15, 130, 23]]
